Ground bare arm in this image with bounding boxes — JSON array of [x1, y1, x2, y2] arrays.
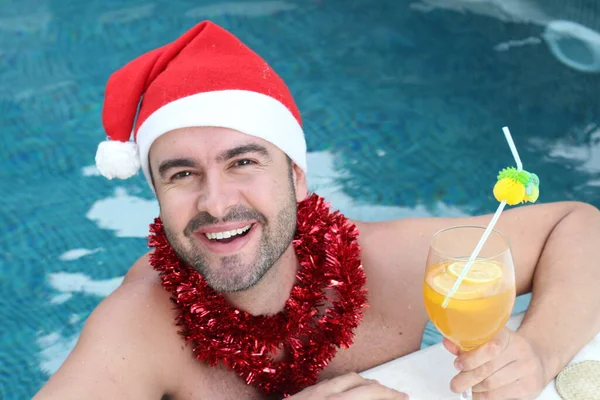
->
[[33, 266, 176, 399], [374, 200, 600, 382], [511, 202, 600, 380]]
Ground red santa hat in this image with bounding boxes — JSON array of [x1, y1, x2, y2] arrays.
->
[[95, 21, 306, 185]]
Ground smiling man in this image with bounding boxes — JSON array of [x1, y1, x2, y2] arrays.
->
[[34, 21, 600, 400], [155, 134, 297, 295]]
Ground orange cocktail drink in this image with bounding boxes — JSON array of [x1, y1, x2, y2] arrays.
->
[[424, 259, 515, 350], [424, 226, 516, 351]]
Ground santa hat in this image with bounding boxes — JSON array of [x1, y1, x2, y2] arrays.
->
[[95, 21, 306, 186]]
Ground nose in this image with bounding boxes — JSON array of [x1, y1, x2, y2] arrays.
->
[[195, 172, 239, 220]]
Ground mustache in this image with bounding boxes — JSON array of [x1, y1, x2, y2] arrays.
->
[[184, 206, 267, 236]]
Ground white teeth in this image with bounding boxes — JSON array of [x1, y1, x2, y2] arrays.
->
[[205, 224, 252, 240]]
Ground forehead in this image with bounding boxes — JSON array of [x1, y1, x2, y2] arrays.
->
[[149, 126, 278, 162]]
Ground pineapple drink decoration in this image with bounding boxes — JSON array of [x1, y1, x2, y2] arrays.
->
[[493, 167, 540, 205]]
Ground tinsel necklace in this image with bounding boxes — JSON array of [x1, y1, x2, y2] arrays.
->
[[148, 193, 368, 397]]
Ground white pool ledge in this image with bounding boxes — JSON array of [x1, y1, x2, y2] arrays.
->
[[360, 313, 600, 399]]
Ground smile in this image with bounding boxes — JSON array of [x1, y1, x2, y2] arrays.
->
[[194, 223, 258, 254], [205, 224, 253, 241]]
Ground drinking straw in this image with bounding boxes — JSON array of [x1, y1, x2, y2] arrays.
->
[[442, 127, 522, 308], [501, 126, 523, 171]]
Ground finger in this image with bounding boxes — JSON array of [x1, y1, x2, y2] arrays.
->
[[327, 381, 408, 400], [325, 372, 373, 394], [456, 329, 511, 372], [471, 378, 529, 400], [451, 358, 515, 394], [471, 360, 519, 393], [443, 338, 460, 356]]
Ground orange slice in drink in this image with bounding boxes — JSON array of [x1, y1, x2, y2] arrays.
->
[[447, 261, 503, 284], [431, 270, 486, 299]]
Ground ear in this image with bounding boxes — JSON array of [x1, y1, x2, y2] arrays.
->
[[291, 163, 308, 202]]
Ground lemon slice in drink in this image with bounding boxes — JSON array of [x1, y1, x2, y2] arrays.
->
[[447, 261, 503, 284]]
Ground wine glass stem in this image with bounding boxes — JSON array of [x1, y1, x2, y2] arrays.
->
[[459, 387, 472, 400]]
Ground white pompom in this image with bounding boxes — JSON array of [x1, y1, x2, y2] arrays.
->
[[95, 140, 141, 180]]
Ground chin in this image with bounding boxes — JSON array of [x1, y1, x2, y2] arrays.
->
[[204, 271, 262, 293], [199, 255, 270, 293]]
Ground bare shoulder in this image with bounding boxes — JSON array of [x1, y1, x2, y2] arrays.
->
[[351, 219, 435, 344], [354, 217, 436, 285], [122, 250, 157, 283], [34, 252, 185, 399]]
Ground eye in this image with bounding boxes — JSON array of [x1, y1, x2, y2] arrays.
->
[[171, 170, 193, 181], [233, 159, 256, 168]]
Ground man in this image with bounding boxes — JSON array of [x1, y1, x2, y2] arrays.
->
[[34, 21, 600, 400]]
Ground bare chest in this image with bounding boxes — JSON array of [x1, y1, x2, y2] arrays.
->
[[171, 309, 425, 400]]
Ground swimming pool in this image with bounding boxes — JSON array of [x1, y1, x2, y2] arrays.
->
[[1, 0, 599, 398]]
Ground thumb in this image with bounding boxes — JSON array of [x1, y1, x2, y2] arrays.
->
[[442, 337, 460, 355]]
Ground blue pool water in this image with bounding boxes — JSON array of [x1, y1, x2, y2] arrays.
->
[[1, 0, 599, 398]]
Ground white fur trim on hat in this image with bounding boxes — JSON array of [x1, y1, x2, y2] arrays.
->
[[95, 140, 141, 179], [136, 89, 306, 187]]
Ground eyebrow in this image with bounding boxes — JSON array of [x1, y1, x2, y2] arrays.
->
[[157, 158, 197, 180], [156, 144, 271, 180], [215, 143, 271, 163]]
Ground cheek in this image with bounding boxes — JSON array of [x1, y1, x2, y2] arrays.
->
[[242, 174, 289, 203], [158, 191, 197, 232]]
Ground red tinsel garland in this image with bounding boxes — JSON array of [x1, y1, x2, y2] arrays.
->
[[148, 193, 368, 397]]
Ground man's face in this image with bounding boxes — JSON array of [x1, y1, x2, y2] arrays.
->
[[149, 127, 307, 293]]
